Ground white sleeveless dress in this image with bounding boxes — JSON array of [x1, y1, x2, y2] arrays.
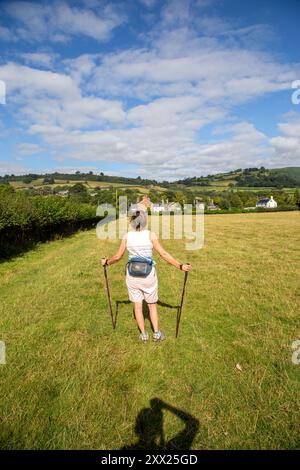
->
[[125, 230, 158, 304]]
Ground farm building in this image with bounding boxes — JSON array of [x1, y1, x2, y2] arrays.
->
[[151, 203, 166, 213], [167, 202, 182, 212], [256, 196, 277, 208], [128, 195, 151, 214], [57, 190, 69, 197], [207, 199, 220, 211], [129, 196, 183, 214]]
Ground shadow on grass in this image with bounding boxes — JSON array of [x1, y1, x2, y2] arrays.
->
[[121, 398, 199, 450], [114, 300, 131, 328], [114, 299, 179, 329], [158, 300, 179, 310]]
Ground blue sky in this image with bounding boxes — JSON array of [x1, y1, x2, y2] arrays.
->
[[0, 0, 300, 180]]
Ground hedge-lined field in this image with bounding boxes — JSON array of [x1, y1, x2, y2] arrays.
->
[[0, 186, 99, 258], [0, 212, 299, 449]]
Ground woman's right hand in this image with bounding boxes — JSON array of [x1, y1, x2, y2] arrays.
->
[[181, 263, 191, 272]]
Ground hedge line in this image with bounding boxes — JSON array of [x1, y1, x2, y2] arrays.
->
[[0, 192, 98, 229], [0, 191, 100, 258]]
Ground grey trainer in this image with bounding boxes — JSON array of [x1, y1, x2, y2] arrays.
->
[[152, 330, 166, 342], [139, 331, 149, 342]]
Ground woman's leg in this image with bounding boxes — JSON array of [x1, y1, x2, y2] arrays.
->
[[134, 301, 146, 333], [148, 303, 159, 332]]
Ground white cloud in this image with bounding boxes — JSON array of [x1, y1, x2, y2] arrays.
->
[[269, 116, 300, 166], [25, 117, 271, 179], [17, 143, 43, 156], [160, 0, 192, 26], [63, 54, 100, 86], [20, 52, 58, 68], [0, 62, 125, 129], [0, 63, 79, 99], [0, 25, 13, 40], [139, 0, 157, 8], [2, 1, 125, 43], [88, 32, 299, 104], [1, 1, 300, 178], [127, 95, 224, 129], [0, 161, 31, 175]]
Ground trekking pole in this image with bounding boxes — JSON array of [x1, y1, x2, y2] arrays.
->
[[175, 265, 190, 338], [102, 260, 115, 329]]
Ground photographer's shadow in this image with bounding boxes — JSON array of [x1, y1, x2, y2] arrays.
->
[[121, 398, 199, 450]]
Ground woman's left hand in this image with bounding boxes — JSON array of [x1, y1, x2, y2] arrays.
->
[[181, 263, 191, 272], [101, 258, 108, 266]]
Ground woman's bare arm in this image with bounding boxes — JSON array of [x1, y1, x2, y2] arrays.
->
[[151, 235, 191, 271], [102, 239, 126, 266]]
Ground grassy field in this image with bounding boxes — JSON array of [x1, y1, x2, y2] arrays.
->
[[9, 179, 168, 193], [9, 178, 296, 194], [0, 212, 299, 449]]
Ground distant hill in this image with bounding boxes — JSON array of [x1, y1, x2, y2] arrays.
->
[[271, 167, 300, 183], [177, 167, 300, 188], [0, 172, 159, 187], [1, 167, 300, 190]]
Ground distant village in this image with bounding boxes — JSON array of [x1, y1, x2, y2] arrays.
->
[[127, 194, 278, 213]]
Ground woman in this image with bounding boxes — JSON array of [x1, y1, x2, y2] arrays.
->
[[101, 211, 191, 342]]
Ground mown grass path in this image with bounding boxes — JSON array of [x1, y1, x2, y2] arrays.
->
[[0, 212, 299, 449]]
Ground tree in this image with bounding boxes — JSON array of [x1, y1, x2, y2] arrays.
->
[[69, 183, 89, 203], [229, 194, 243, 209], [43, 176, 55, 185], [174, 192, 185, 206], [294, 189, 300, 208], [245, 196, 257, 207], [0, 184, 15, 194], [237, 191, 249, 205], [164, 190, 175, 202], [218, 197, 230, 210], [23, 176, 33, 184], [149, 190, 161, 203]]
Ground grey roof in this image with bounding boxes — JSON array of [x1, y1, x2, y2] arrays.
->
[[257, 198, 271, 204]]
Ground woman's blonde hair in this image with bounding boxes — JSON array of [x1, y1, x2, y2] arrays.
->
[[130, 210, 148, 230]]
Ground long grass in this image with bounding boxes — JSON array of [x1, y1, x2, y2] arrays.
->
[[0, 212, 299, 449]]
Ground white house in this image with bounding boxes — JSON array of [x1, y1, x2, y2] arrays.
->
[[256, 195, 277, 209], [195, 202, 205, 211], [151, 203, 166, 213], [152, 201, 183, 213], [167, 202, 182, 213], [130, 196, 185, 215], [57, 190, 69, 197]]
